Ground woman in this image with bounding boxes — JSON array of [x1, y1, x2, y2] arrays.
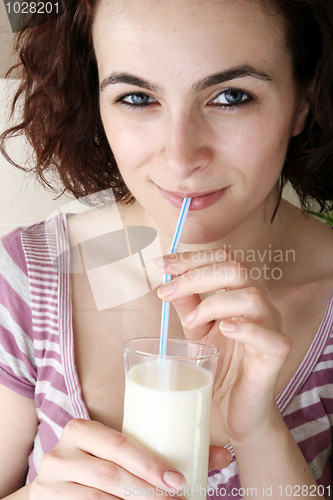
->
[[0, 0, 332, 498]]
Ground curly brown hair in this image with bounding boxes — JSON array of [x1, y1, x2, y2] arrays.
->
[[1, 0, 333, 212]]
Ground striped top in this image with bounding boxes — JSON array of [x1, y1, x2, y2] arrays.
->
[[0, 216, 332, 497]]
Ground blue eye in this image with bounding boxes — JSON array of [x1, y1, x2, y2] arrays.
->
[[119, 93, 155, 107], [212, 89, 252, 107]]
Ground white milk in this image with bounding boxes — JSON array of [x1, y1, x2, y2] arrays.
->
[[122, 359, 213, 500]]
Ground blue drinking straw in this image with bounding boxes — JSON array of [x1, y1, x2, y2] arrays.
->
[[159, 197, 192, 357]]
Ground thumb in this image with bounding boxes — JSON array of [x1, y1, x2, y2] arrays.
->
[[208, 445, 232, 471]]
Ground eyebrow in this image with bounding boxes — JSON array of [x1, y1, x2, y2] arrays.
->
[[191, 65, 272, 93], [100, 73, 159, 92], [99, 65, 272, 93]]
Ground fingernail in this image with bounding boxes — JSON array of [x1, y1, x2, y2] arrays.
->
[[163, 470, 186, 489], [151, 257, 164, 270], [219, 321, 239, 332], [182, 308, 197, 326], [157, 280, 176, 298], [152, 255, 176, 271]]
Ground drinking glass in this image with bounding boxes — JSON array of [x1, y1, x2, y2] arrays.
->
[[122, 337, 219, 500]]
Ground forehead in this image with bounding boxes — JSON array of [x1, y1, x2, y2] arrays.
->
[[92, 0, 289, 82]]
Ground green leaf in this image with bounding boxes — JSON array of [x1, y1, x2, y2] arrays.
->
[[306, 210, 333, 226]]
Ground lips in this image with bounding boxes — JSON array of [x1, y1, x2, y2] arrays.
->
[[156, 185, 228, 210]]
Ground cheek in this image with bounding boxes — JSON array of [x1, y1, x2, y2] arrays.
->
[[102, 117, 156, 176], [216, 115, 291, 179]]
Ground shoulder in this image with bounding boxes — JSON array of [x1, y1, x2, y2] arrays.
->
[[0, 220, 58, 296], [0, 218, 65, 342], [303, 215, 333, 289], [1, 227, 28, 275], [0, 219, 59, 265], [0, 227, 31, 312], [283, 203, 333, 286], [0, 227, 37, 397], [295, 212, 333, 315]]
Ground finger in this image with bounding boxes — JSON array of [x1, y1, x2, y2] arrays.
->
[[59, 420, 186, 491], [179, 288, 281, 331], [40, 448, 183, 500], [169, 293, 207, 339], [30, 479, 115, 499], [157, 260, 254, 302], [151, 248, 235, 276], [219, 321, 291, 359], [208, 446, 232, 471], [219, 321, 291, 388]]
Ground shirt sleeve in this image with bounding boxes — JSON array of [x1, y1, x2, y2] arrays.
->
[[0, 228, 36, 399]]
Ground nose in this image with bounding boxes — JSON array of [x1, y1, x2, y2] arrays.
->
[[158, 110, 212, 179]]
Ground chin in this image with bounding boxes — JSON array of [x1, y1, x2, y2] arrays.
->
[[177, 221, 225, 246]]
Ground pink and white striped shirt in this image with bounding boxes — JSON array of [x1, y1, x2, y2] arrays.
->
[[0, 215, 332, 498]]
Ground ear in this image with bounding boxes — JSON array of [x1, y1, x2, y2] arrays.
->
[[291, 87, 312, 137]]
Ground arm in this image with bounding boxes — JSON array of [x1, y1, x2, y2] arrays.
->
[[0, 419, 230, 500], [154, 249, 325, 500], [1, 485, 31, 500], [0, 384, 37, 498], [217, 319, 323, 499], [232, 407, 322, 499], [0, 375, 188, 499]]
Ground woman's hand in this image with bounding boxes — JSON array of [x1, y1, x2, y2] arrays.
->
[[29, 419, 231, 499], [29, 419, 186, 499], [153, 249, 291, 445]]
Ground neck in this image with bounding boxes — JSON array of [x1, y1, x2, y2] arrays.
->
[[183, 199, 299, 289]]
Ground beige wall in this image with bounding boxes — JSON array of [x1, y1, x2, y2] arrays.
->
[[0, 1, 17, 78], [0, 6, 72, 238], [0, 78, 71, 237]]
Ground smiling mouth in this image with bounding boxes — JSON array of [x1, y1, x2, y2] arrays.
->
[[155, 185, 229, 210]]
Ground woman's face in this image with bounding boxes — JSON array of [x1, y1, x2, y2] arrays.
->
[[93, 0, 309, 243]]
